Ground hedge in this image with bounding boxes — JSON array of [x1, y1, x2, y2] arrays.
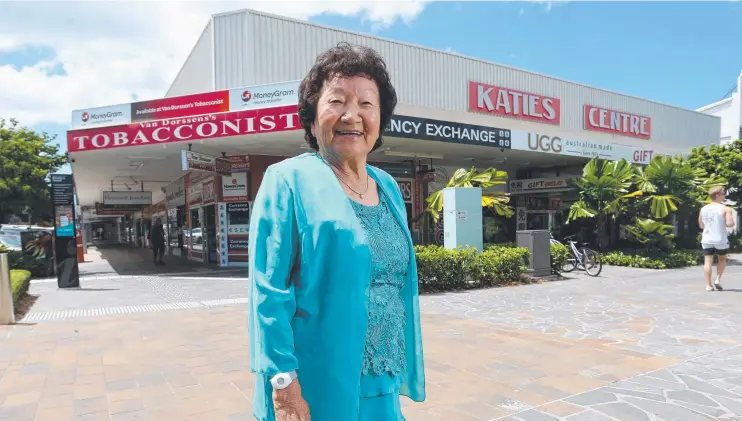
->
[[602, 249, 703, 269], [10, 269, 31, 307], [414, 245, 529, 292], [5, 251, 52, 278]]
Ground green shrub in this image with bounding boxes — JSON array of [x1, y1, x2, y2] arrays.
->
[[549, 242, 570, 275], [602, 249, 703, 269], [729, 231, 742, 252], [7, 251, 52, 278], [484, 242, 518, 249], [415, 245, 529, 292], [10, 269, 31, 306]]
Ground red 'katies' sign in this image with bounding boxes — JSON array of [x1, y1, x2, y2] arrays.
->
[[584, 105, 651, 140], [468, 81, 561, 125], [67, 105, 301, 152]]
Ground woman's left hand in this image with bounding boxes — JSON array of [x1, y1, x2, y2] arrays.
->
[[273, 380, 311, 421]]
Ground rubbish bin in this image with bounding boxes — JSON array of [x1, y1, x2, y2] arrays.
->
[[516, 230, 551, 277]]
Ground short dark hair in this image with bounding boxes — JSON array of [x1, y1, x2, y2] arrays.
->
[[298, 42, 397, 151]]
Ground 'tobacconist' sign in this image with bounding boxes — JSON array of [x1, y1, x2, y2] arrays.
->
[[385, 115, 511, 149]]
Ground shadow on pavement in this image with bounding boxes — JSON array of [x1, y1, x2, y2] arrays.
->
[[84, 243, 237, 277]]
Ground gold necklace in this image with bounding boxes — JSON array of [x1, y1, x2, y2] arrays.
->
[[318, 153, 370, 199], [331, 168, 370, 199]]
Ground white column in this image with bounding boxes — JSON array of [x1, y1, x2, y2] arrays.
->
[[733, 71, 742, 142]]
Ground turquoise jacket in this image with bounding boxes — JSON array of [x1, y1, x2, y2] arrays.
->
[[248, 152, 426, 421]]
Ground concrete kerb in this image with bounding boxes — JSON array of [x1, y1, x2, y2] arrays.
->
[[30, 268, 249, 284]]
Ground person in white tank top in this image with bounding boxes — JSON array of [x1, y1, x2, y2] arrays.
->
[[698, 186, 736, 291]]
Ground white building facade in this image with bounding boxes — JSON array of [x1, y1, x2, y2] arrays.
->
[[66, 9, 724, 262], [697, 71, 742, 145]]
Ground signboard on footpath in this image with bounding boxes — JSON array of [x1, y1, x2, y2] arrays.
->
[[50, 174, 80, 288], [226, 202, 250, 266]]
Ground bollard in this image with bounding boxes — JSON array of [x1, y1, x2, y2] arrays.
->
[[0, 254, 16, 324]]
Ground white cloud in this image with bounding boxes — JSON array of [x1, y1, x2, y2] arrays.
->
[[0, 0, 429, 127]]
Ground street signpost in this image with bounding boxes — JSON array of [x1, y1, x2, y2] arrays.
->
[[51, 174, 80, 288]]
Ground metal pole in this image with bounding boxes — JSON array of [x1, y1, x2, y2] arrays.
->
[[0, 254, 16, 324]]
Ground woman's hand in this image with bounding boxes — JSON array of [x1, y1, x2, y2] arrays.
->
[[273, 380, 311, 421]]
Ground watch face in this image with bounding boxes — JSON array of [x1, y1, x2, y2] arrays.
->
[[277, 377, 285, 386]]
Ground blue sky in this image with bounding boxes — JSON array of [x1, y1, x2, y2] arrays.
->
[[313, 1, 742, 108], [5, 1, 742, 175]]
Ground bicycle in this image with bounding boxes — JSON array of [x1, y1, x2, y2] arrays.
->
[[551, 234, 603, 277]]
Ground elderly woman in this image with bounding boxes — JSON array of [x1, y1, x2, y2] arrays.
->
[[247, 43, 426, 421]]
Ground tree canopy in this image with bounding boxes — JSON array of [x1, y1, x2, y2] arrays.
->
[[425, 167, 512, 223], [0, 118, 69, 223], [689, 140, 742, 208]]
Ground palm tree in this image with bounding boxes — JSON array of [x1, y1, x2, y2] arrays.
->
[[624, 217, 675, 254], [424, 167, 512, 223], [632, 155, 727, 219], [567, 158, 639, 249]]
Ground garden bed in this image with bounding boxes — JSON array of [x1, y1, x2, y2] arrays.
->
[[602, 249, 703, 269], [415, 244, 533, 293]]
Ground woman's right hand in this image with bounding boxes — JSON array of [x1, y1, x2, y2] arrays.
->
[[273, 380, 311, 421]]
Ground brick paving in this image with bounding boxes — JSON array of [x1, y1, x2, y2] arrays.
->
[[0, 252, 741, 420]]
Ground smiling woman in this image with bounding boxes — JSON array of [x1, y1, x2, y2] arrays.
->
[[248, 42, 425, 421]]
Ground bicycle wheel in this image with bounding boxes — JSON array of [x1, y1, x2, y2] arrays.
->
[[581, 248, 602, 277], [561, 251, 577, 273]]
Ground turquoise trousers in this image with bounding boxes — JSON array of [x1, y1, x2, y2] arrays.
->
[[358, 374, 405, 421]]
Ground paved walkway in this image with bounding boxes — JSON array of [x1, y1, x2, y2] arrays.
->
[[77, 244, 248, 278], [1, 255, 741, 420]]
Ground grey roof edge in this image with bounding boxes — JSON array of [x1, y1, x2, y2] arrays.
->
[[696, 96, 733, 112], [206, 8, 719, 120]]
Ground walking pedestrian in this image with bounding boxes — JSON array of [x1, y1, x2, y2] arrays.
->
[[698, 186, 736, 291], [148, 217, 166, 265]]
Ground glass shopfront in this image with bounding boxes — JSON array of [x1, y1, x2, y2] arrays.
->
[[511, 177, 577, 241], [167, 206, 185, 257]]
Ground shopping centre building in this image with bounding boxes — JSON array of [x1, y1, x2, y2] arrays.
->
[[697, 70, 742, 145], [67, 9, 722, 266]]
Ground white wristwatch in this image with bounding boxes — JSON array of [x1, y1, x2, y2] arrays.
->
[[270, 371, 298, 390]]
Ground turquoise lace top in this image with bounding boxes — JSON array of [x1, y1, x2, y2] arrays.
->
[[350, 193, 409, 397]]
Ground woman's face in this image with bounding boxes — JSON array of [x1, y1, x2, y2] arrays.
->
[[312, 75, 381, 161]]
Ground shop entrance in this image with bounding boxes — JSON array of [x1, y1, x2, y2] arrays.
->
[[204, 204, 217, 263], [188, 206, 204, 262], [167, 206, 185, 257], [515, 195, 569, 238]]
